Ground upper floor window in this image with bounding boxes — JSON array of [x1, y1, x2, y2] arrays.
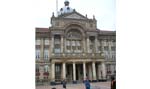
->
[[66, 29, 82, 40], [111, 46, 116, 51], [36, 65, 39, 72], [66, 29, 82, 53], [98, 46, 102, 51], [36, 39, 40, 45], [44, 65, 49, 72], [44, 49, 49, 60], [44, 38, 49, 45], [36, 49, 40, 60], [104, 46, 109, 51]]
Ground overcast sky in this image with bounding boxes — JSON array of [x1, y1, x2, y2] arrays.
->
[[35, 0, 116, 31]]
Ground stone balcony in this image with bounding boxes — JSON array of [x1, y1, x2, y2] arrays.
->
[[50, 53, 104, 59]]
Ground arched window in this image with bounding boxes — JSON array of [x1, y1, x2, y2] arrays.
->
[[66, 29, 82, 53]]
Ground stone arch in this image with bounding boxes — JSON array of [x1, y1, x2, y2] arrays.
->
[[64, 23, 86, 38]]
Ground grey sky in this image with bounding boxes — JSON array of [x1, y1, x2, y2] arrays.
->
[[35, 0, 116, 31]]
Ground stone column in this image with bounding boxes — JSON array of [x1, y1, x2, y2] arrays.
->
[[73, 62, 76, 81], [51, 62, 55, 81], [102, 62, 106, 79], [95, 36, 98, 53], [51, 36, 54, 55], [49, 38, 51, 60], [62, 62, 66, 80], [86, 36, 90, 53], [83, 62, 86, 80], [40, 38, 44, 60], [92, 62, 96, 80], [83, 38, 86, 54], [61, 35, 63, 53], [64, 37, 66, 53]]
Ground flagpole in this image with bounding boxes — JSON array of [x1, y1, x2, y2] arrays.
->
[[56, 0, 58, 16]]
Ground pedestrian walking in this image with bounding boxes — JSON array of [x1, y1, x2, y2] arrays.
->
[[111, 76, 116, 89], [62, 79, 67, 89], [84, 79, 90, 89]]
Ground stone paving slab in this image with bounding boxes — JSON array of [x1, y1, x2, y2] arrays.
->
[[36, 82, 110, 89]]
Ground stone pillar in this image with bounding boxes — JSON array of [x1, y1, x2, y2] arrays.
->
[[102, 62, 106, 79], [62, 62, 66, 80], [51, 62, 55, 81], [49, 38, 51, 60], [61, 35, 63, 53], [92, 62, 96, 80], [64, 37, 66, 53], [95, 36, 98, 53], [40, 38, 44, 60], [51, 36, 54, 55], [83, 62, 86, 80], [83, 38, 86, 53], [86, 36, 90, 53], [73, 62, 76, 81]]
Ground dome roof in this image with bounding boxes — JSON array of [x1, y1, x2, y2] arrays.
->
[[58, 0, 74, 15]]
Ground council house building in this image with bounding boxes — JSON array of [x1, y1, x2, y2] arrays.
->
[[35, 0, 116, 85]]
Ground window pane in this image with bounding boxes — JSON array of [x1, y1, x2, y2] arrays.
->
[[36, 49, 40, 59], [36, 39, 40, 45], [44, 49, 49, 60], [44, 38, 49, 45], [55, 49, 61, 53]]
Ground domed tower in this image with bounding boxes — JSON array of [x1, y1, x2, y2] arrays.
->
[[58, 0, 74, 15]]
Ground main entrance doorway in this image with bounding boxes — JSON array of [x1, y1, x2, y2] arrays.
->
[[66, 63, 83, 83]]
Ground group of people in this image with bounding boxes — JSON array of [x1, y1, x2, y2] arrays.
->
[[62, 79, 91, 89], [60, 76, 116, 89]]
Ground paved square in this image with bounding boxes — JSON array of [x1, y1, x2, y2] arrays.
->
[[36, 81, 110, 89]]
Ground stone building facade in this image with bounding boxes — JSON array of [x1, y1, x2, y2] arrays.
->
[[35, 0, 116, 84]]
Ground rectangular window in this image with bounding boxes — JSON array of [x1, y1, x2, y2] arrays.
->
[[54, 40, 60, 44], [44, 49, 49, 60], [44, 38, 49, 45], [55, 44, 60, 48], [44, 65, 49, 72], [72, 41, 75, 46], [111, 46, 115, 51], [104, 46, 109, 51], [36, 49, 40, 60], [66, 46, 71, 50], [76, 41, 81, 46], [77, 46, 81, 50], [98, 46, 102, 51], [66, 40, 70, 46], [36, 39, 40, 45], [90, 45, 94, 49], [72, 46, 76, 50], [54, 48, 61, 53]]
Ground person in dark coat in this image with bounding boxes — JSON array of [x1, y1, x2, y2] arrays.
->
[[84, 79, 90, 89], [111, 76, 116, 89], [62, 79, 66, 89]]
